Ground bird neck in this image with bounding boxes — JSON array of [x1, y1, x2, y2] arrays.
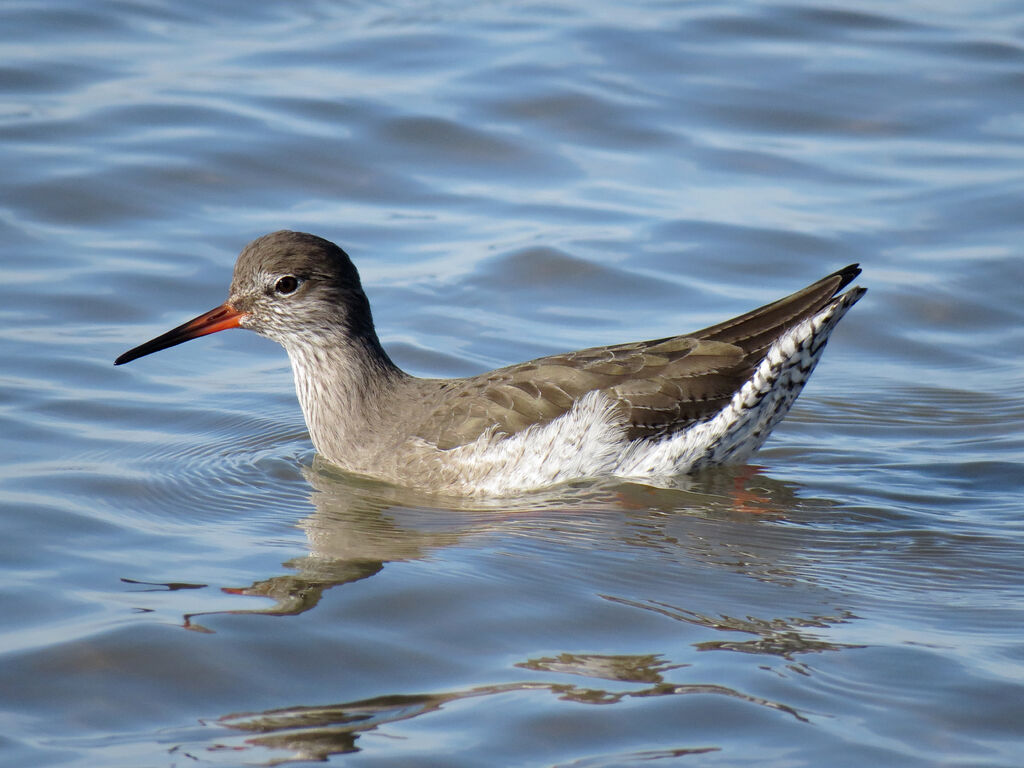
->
[[285, 333, 409, 472]]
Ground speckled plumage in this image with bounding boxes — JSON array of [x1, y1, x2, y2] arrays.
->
[[116, 230, 866, 495]]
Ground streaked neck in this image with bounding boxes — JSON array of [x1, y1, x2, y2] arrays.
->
[[285, 333, 408, 472]]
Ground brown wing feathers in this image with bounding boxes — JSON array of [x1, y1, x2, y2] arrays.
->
[[421, 265, 862, 450], [691, 264, 861, 353]]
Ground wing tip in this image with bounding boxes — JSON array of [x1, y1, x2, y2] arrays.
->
[[828, 263, 862, 294]]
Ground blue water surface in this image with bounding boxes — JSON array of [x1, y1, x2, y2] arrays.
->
[[0, 1, 1022, 766]]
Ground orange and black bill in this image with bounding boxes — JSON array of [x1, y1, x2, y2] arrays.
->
[[114, 304, 245, 365]]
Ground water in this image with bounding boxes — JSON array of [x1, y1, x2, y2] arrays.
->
[[1, 0, 1022, 765]]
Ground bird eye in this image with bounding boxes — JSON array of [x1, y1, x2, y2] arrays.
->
[[274, 275, 300, 295]]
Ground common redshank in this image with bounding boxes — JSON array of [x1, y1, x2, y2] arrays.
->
[[116, 231, 865, 495]]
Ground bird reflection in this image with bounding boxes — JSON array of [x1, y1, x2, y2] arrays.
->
[[178, 462, 818, 631], [516, 651, 685, 683], [602, 595, 864, 660], [214, 659, 803, 764], [183, 464, 473, 631], [150, 464, 865, 763]]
